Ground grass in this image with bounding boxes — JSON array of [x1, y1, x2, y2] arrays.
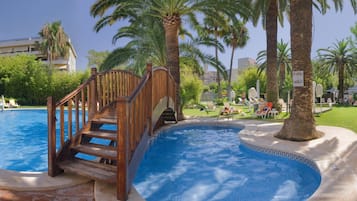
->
[[315, 106, 357, 133], [184, 104, 357, 134]]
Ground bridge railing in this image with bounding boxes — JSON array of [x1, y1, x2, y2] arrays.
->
[[47, 68, 141, 176], [116, 64, 176, 200], [47, 63, 176, 201]]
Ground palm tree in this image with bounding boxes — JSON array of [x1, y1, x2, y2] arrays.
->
[[100, 17, 166, 75], [257, 39, 291, 98], [275, 0, 323, 141], [179, 38, 227, 78], [223, 20, 249, 101], [201, 14, 230, 99], [318, 39, 357, 103], [276, 0, 357, 141], [251, 0, 288, 109], [91, 0, 250, 120], [38, 21, 70, 70]]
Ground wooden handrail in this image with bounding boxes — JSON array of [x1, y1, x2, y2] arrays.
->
[[47, 68, 141, 176], [116, 64, 177, 200], [48, 63, 177, 201]]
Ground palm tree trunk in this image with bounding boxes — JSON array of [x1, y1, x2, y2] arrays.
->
[[215, 28, 222, 99], [227, 45, 235, 102], [279, 63, 286, 96], [163, 15, 183, 120], [266, 0, 279, 106], [338, 64, 345, 103], [276, 0, 323, 141]]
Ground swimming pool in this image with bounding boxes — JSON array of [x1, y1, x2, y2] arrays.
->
[[134, 124, 321, 201]]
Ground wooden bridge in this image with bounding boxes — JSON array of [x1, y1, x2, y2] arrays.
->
[[47, 64, 177, 201]]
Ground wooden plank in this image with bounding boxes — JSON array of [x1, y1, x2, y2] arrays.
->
[[58, 159, 116, 183], [92, 117, 117, 125], [82, 130, 117, 141], [73, 144, 117, 160]]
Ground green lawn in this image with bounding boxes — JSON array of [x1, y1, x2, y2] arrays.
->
[[315, 106, 357, 133], [184, 105, 357, 134]]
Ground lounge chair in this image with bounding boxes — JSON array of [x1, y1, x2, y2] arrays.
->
[[9, 99, 19, 108], [218, 103, 241, 119], [255, 102, 273, 119]]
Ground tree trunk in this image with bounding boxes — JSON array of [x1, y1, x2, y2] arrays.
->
[[276, 0, 323, 141], [227, 45, 236, 102], [215, 28, 222, 99], [338, 64, 345, 103], [279, 63, 286, 97], [163, 15, 183, 120], [266, 0, 279, 106]]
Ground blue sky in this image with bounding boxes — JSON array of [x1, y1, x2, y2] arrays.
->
[[0, 0, 356, 71]]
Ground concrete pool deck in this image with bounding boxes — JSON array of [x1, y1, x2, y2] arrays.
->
[[0, 119, 356, 200]]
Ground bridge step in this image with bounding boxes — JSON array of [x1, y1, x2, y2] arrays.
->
[[82, 130, 117, 141], [72, 143, 117, 160], [92, 117, 117, 125], [58, 158, 116, 183]]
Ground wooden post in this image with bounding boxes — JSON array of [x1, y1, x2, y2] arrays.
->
[[47, 96, 60, 176], [89, 67, 97, 119], [147, 63, 153, 136], [166, 67, 170, 108], [117, 98, 129, 201]]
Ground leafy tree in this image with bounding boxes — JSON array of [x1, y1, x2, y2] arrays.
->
[[317, 39, 357, 103], [87, 49, 110, 69], [0, 55, 50, 105], [0, 55, 89, 105], [37, 21, 70, 70], [180, 61, 204, 111], [236, 67, 266, 99], [223, 20, 249, 102], [49, 71, 89, 102]]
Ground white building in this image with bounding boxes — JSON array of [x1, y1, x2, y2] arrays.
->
[[0, 37, 77, 72]]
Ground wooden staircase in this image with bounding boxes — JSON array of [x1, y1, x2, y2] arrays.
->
[[57, 112, 118, 183], [47, 65, 177, 200]]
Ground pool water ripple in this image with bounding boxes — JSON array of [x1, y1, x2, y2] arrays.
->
[[134, 125, 320, 201]]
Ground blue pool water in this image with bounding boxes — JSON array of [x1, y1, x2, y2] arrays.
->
[[134, 125, 321, 201], [0, 110, 49, 171], [0, 109, 88, 172]]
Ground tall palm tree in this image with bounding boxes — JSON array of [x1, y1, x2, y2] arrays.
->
[[91, 0, 250, 120], [276, 0, 357, 141], [251, 0, 288, 109], [223, 20, 249, 101], [318, 39, 357, 103], [38, 21, 70, 70], [276, 0, 323, 141], [257, 39, 291, 98], [201, 13, 230, 99]]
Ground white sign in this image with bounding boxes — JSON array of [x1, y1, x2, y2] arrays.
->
[[316, 84, 323, 98], [293, 71, 304, 87]]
